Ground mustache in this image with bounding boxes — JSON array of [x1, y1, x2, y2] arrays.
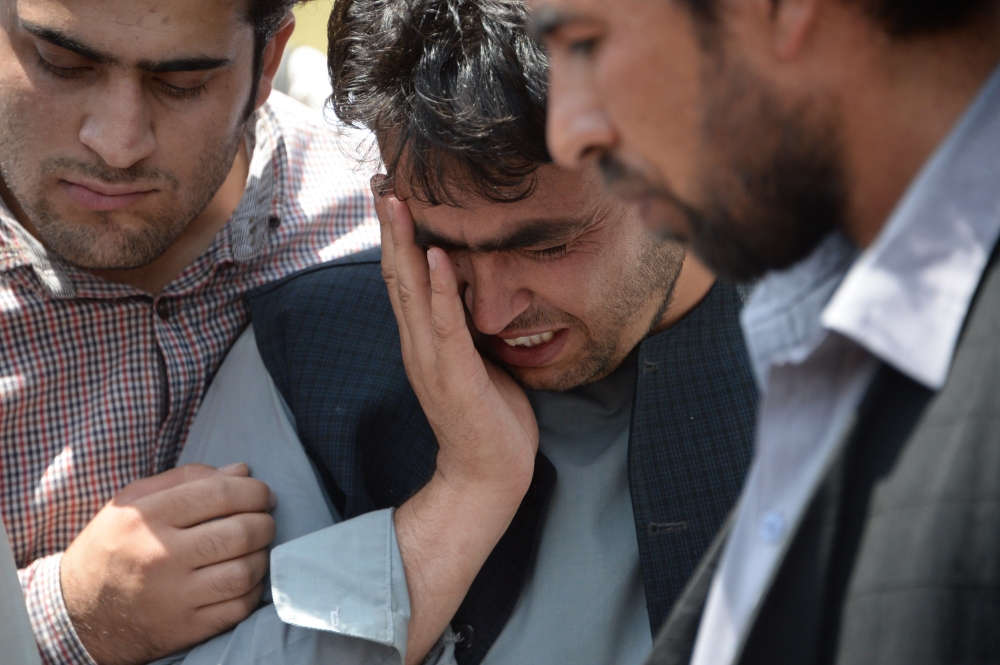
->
[[598, 154, 672, 200], [41, 157, 177, 187]]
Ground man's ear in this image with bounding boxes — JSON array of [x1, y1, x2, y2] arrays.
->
[[253, 12, 296, 110]]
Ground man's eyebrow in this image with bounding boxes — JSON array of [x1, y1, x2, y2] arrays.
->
[[529, 6, 575, 39], [414, 219, 586, 253], [21, 20, 112, 65], [20, 19, 231, 73], [137, 57, 232, 74]]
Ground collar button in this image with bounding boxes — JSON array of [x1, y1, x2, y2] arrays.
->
[[155, 299, 172, 321]]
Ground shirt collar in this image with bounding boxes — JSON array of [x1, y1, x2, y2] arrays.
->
[[743, 64, 1000, 392], [822, 64, 1000, 389], [741, 233, 858, 390], [0, 100, 284, 298]]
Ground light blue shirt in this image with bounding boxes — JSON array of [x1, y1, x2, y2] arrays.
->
[[2, 520, 41, 665], [156, 331, 652, 665], [691, 63, 1000, 665]]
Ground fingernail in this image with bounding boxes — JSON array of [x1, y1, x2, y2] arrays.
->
[[427, 250, 438, 271], [219, 462, 246, 474], [268, 489, 278, 511]]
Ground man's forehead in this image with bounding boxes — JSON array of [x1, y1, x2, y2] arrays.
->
[[15, 0, 249, 59]]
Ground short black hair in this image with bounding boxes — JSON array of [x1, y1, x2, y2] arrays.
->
[[246, 0, 309, 117], [684, 0, 996, 37], [328, 0, 550, 206]]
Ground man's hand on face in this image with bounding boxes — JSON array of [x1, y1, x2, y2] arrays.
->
[[374, 178, 539, 665], [60, 463, 276, 665]]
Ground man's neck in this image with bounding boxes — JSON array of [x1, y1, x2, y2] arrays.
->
[[841, 21, 1000, 248], [91, 140, 251, 295], [654, 252, 715, 333]]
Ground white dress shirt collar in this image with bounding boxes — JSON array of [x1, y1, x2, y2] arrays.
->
[[823, 65, 1000, 389]]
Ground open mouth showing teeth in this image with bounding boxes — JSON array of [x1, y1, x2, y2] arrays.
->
[[502, 331, 556, 348]]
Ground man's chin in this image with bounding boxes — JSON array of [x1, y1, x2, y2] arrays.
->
[[47, 236, 167, 271]]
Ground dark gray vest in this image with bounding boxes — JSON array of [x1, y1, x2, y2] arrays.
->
[[248, 248, 758, 665], [649, 250, 1000, 665]]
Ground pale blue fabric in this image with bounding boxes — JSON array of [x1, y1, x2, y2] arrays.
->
[[156, 328, 652, 665], [483, 357, 651, 665], [2, 520, 41, 665], [151, 328, 408, 665]]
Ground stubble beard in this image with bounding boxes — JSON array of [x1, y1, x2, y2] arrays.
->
[[601, 62, 847, 282], [0, 96, 244, 271]]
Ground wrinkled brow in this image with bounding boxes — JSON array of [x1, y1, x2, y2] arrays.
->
[[414, 219, 587, 253]]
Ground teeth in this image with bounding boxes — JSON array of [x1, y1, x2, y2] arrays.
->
[[502, 331, 556, 348]]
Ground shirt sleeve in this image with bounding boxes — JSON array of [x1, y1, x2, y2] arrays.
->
[[150, 511, 454, 665], [18, 553, 96, 665], [154, 327, 451, 665]]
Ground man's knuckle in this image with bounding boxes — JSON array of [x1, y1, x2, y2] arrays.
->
[[194, 531, 228, 561], [396, 283, 417, 306]]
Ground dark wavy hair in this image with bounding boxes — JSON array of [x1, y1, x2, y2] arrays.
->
[[686, 0, 996, 36], [328, 0, 550, 205]]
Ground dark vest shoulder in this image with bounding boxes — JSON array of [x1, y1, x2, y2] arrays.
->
[[247, 248, 436, 516]]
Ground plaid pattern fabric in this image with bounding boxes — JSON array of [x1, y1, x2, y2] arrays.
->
[[249, 254, 757, 665], [0, 92, 379, 665]]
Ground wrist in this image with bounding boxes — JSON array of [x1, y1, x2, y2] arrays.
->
[[433, 445, 535, 509]]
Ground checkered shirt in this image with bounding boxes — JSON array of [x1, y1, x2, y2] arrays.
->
[[0, 92, 379, 665]]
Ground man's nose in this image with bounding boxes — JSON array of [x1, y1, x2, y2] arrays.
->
[[546, 60, 617, 169], [79, 77, 156, 169], [460, 254, 532, 336]]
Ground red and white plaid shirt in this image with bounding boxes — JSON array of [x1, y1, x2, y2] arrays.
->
[[0, 92, 379, 665]]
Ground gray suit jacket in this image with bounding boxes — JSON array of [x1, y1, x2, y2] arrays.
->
[[649, 250, 1000, 665]]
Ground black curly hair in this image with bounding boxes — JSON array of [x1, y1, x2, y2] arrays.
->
[[328, 0, 550, 206]]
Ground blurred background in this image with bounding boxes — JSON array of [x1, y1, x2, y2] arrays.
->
[[275, 0, 337, 112], [290, 1, 335, 53], [279, 1, 378, 174]]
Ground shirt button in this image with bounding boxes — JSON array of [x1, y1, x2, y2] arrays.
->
[[453, 623, 476, 650], [760, 511, 785, 543], [155, 300, 171, 321]]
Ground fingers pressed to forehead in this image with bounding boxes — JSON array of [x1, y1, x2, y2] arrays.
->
[[427, 248, 474, 353], [372, 175, 397, 272], [427, 248, 484, 388], [388, 198, 432, 311], [152, 475, 274, 529]]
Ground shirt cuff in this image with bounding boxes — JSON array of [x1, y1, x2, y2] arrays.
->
[[271, 508, 411, 661], [19, 553, 97, 665]]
